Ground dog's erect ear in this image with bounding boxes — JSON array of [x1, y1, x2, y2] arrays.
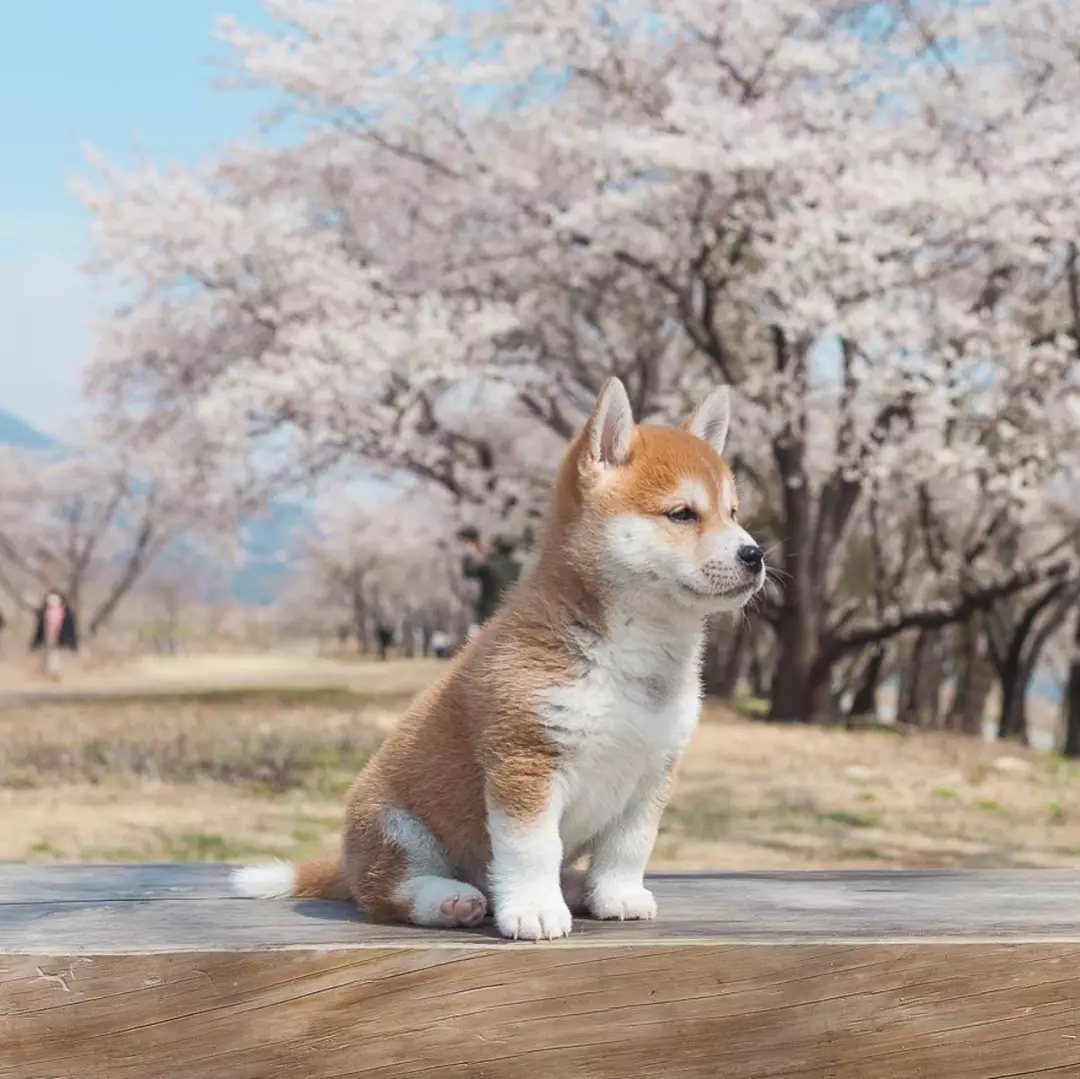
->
[[684, 386, 731, 456], [583, 377, 634, 469]]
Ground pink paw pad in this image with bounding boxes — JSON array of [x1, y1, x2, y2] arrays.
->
[[439, 893, 487, 926]]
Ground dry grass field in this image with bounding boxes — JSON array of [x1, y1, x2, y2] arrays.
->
[[3, 654, 1080, 872]]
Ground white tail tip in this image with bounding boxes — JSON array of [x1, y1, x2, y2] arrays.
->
[[231, 860, 295, 899]]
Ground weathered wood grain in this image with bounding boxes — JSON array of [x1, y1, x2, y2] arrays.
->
[[5, 944, 1080, 1078], [0, 862, 234, 904], [2, 865, 1080, 1078], [5, 866, 1080, 949]]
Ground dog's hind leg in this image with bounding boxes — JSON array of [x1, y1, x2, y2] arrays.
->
[[344, 806, 487, 928]]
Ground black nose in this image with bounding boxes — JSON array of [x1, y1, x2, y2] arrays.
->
[[737, 544, 764, 570]]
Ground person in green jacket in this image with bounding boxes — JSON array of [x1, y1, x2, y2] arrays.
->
[[459, 527, 521, 633]]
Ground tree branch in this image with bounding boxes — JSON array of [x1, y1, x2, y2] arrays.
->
[[823, 561, 1075, 662]]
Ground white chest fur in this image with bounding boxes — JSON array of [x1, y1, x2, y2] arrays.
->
[[534, 607, 705, 857]]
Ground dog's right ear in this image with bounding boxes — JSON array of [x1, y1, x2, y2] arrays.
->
[[684, 386, 731, 456], [582, 377, 634, 470]]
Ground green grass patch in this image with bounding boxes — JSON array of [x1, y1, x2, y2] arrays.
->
[[161, 833, 270, 862], [733, 695, 771, 717], [838, 846, 888, 861], [814, 810, 881, 829], [932, 787, 959, 800]]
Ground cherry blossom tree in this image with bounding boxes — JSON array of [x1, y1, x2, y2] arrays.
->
[[0, 424, 258, 637], [293, 486, 470, 648], [79, 0, 1080, 716]]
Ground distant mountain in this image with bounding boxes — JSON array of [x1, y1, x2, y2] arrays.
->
[[231, 499, 311, 605], [0, 410, 57, 451], [0, 409, 306, 605]]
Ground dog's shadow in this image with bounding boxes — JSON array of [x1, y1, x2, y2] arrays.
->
[[286, 898, 643, 941], [290, 898, 510, 940]]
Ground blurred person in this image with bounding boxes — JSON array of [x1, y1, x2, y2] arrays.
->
[[30, 591, 78, 680], [430, 629, 451, 659], [375, 622, 394, 661], [459, 527, 522, 639]]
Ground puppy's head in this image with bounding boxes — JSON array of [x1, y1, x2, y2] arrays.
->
[[559, 377, 766, 613]]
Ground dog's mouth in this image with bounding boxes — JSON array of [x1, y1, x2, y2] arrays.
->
[[680, 579, 760, 602]]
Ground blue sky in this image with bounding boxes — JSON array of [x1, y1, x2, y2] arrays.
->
[[0, 0, 274, 435]]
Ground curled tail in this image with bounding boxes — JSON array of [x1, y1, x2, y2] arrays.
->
[[231, 856, 351, 902]]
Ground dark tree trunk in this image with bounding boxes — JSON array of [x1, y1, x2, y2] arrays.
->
[[924, 632, 945, 728], [995, 652, 1028, 743], [947, 615, 993, 735], [769, 600, 820, 721], [719, 617, 748, 698], [959, 675, 993, 735], [1063, 613, 1080, 758], [702, 618, 746, 698], [897, 629, 944, 728], [767, 483, 821, 719], [849, 646, 885, 720], [700, 619, 727, 698], [767, 330, 824, 722], [767, 503, 828, 720], [990, 583, 1078, 744], [748, 638, 769, 699], [812, 659, 840, 722]]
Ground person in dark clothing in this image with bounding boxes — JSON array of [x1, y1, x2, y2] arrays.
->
[[375, 624, 394, 662], [30, 591, 78, 679], [30, 592, 78, 651], [459, 528, 522, 633]]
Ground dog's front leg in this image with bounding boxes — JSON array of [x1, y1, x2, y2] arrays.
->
[[486, 781, 572, 941], [584, 766, 671, 921]]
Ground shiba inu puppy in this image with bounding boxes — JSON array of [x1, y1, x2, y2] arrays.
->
[[233, 377, 766, 939]]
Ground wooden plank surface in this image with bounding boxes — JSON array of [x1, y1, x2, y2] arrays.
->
[[3, 865, 1080, 1078], [4, 865, 1080, 951], [0, 862, 235, 904]]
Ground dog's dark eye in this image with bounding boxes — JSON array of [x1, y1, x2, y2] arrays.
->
[[731, 507, 739, 522], [666, 505, 698, 523]]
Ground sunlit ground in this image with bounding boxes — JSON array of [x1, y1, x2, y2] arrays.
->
[[2, 654, 1078, 872]]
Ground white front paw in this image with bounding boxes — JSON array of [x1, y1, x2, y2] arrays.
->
[[587, 880, 657, 921], [495, 890, 573, 941]]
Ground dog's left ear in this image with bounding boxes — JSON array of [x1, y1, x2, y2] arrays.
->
[[684, 386, 731, 455], [583, 376, 635, 470]]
